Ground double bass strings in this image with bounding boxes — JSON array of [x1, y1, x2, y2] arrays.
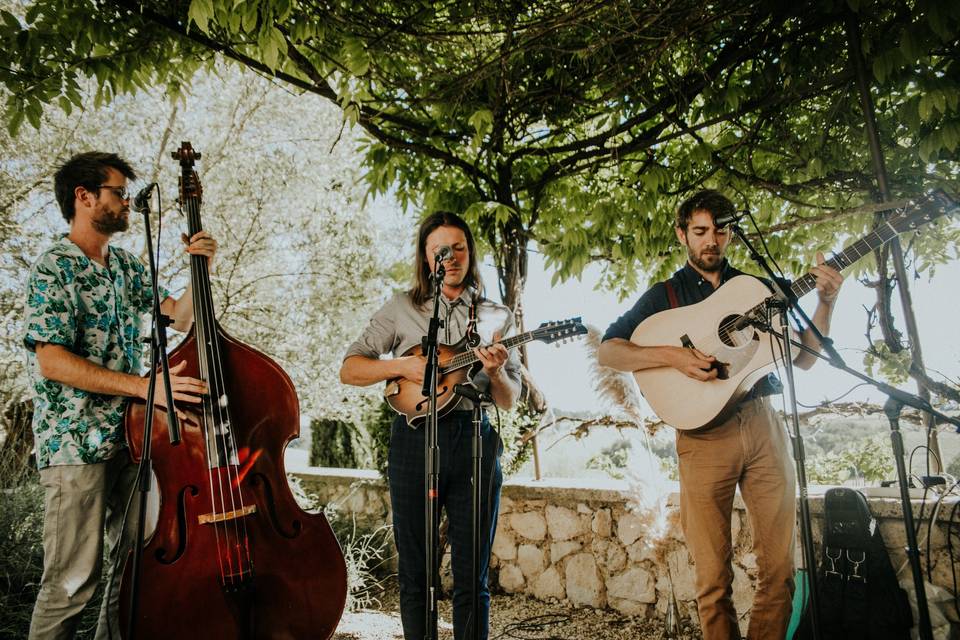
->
[[182, 179, 252, 586]]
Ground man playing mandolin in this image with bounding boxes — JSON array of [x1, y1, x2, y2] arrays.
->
[[23, 151, 217, 639], [598, 190, 843, 640], [340, 211, 521, 640]]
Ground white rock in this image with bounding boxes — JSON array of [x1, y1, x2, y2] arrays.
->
[[668, 548, 698, 601], [564, 553, 605, 608], [531, 566, 566, 601], [517, 544, 546, 578], [577, 502, 592, 514], [546, 505, 582, 541], [592, 508, 612, 538], [510, 512, 547, 541], [492, 528, 517, 561], [498, 563, 525, 593], [550, 540, 582, 564], [609, 597, 648, 617], [607, 567, 656, 603], [617, 512, 643, 546]]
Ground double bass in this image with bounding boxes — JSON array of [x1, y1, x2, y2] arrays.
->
[[121, 142, 347, 638]]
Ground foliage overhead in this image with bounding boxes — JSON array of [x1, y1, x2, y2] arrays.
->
[[0, 64, 407, 425], [1, 0, 958, 305]]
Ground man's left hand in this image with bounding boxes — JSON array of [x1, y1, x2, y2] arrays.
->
[[183, 231, 217, 267], [475, 331, 509, 378], [810, 251, 843, 305]]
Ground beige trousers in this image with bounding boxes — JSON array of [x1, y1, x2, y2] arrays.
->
[[676, 397, 797, 640], [29, 453, 138, 640]]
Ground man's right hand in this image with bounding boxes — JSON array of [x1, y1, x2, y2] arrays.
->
[[140, 361, 208, 417], [394, 354, 427, 385], [669, 346, 719, 381]]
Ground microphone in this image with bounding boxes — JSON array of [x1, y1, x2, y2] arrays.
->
[[434, 245, 453, 263], [453, 383, 491, 404], [714, 209, 748, 229], [132, 182, 158, 213]]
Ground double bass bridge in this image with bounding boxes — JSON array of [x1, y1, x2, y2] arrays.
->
[[198, 504, 257, 525]]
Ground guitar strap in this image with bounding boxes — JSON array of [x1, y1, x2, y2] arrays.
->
[[664, 280, 680, 309]]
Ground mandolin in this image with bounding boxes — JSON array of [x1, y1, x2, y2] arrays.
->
[[385, 317, 586, 426]]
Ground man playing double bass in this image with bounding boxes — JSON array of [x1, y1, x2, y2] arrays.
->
[[340, 211, 521, 640], [599, 190, 843, 639], [23, 151, 217, 639]]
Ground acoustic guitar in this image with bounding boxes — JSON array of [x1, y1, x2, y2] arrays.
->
[[630, 190, 958, 431], [385, 318, 587, 426]]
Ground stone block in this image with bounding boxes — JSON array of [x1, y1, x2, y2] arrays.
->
[[593, 538, 627, 574], [510, 511, 547, 541], [546, 505, 582, 541], [577, 502, 592, 514], [531, 566, 566, 601], [732, 563, 753, 630], [517, 544, 546, 578], [616, 512, 643, 547], [609, 597, 648, 617], [607, 567, 656, 603], [498, 563, 525, 593], [550, 540, 582, 564], [592, 508, 612, 538], [667, 548, 697, 601], [565, 553, 605, 608], [499, 496, 514, 514], [492, 528, 517, 561]]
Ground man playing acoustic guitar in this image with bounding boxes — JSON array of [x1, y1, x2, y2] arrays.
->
[[598, 190, 843, 639], [340, 211, 521, 640]]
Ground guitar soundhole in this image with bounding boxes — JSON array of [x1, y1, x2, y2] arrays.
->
[[718, 314, 756, 347]]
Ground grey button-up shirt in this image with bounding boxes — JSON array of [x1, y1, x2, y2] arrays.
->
[[344, 288, 523, 410]]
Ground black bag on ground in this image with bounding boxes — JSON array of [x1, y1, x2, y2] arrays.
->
[[791, 487, 912, 639]]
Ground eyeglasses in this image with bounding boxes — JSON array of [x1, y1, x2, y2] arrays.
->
[[96, 185, 129, 200]]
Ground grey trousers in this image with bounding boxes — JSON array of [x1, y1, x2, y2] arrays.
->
[[29, 453, 139, 640]]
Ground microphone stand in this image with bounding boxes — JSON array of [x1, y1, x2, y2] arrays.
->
[[125, 199, 181, 639], [748, 326, 954, 640], [727, 222, 824, 640], [453, 382, 492, 640], [421, 260, 446, 640]]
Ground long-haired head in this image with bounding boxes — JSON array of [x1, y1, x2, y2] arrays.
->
[[410, 211, 483, 306]]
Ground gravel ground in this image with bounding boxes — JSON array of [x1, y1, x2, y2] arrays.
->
[[333, 579, 704, 640]]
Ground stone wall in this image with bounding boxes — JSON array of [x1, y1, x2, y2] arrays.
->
[[292, 463, 960, 634]]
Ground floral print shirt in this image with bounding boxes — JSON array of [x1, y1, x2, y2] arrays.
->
[[23, 236, 169, 469]]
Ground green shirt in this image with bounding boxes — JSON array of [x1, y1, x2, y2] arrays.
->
[[23, 236, 170, 469]]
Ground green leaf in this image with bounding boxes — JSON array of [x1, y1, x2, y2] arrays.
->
[[259, 25, 287, 70], [0, 10, 20, 31], [467, 108, 493, 134], [341, 38, 370, 77], [187, 0, 214, 33], [6, 106, 24, 137]]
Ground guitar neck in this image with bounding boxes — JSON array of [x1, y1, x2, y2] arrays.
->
[[790, 219, 901, 298], [440, 332, 534, 373]]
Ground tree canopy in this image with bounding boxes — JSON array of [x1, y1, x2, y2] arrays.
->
[[1, 0, 959, 400], [0, 63, 407, 425], [2, 0, 958, 297]]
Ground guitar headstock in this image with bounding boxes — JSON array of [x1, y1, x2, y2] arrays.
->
[[532, 317, 588, 346], [889, 189, 958, 233]]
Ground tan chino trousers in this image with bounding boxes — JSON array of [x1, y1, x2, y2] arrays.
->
[[676, 397, 797, 640], [29, 453, 139, 640]]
